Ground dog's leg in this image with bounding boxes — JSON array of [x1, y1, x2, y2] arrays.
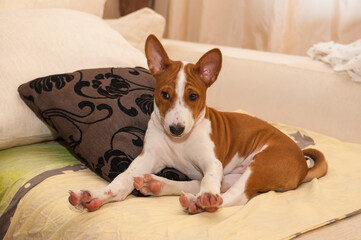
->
[[68, 152, 165, 211], [172, 159, 224, 214], [133, 174, 201, 196], [181, 173, 242, 214], [221, 168, 253, 207], [132, 174, 204, 214], [192, 159, 224, 212], [221, 146, 308, 207], [132, 173, 241, 214], [220, 173, 242, 193], [133, 173, 241, 196]]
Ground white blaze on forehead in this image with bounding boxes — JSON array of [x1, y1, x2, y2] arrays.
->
[[175, 63, 187, 106], [163, 62, 195, 136]]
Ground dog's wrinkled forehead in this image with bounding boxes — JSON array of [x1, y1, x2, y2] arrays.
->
[[154, 61, 207, 115], [152, 60, 181, 117], [173, 61, 188, 105]]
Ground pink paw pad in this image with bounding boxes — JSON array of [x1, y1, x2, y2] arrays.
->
[[133, 177, 144, 190], [133, 174, 162, 195], [68, 191, 80, 206], [179, 193, 203, 215], [196, 193, 223, 212], [179, 193, 190, 209], [81, 190, 92, 202], [68, 190, 104, 212], [84, 199, 103, 212], [188, 202, 202, 214]]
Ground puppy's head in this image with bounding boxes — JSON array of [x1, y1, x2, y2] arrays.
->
[[145, 35, 222, 139]]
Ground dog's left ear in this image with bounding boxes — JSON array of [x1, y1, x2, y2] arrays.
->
[[194, 48, 222, 87], [145, 34, 170, 76]]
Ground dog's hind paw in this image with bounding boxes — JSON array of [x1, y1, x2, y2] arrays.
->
[[196, 192, 223, 212], [133, 174, 162, 195], [179, 193, 203, 214], [179, 192, 223, 214]]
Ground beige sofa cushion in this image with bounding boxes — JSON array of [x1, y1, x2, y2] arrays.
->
[[0, 9, 147, 150], [106, 8, 165, 52], [161, 39, 361, 144], [0, 0, 106, 17]]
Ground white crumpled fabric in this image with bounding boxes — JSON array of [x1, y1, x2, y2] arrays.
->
[[307, 40, 361, 82]]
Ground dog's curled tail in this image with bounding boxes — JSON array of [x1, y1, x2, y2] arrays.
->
[[301, 148, 328, 183]]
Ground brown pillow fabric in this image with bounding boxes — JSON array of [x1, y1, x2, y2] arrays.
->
[[18, 67, 190, 187]]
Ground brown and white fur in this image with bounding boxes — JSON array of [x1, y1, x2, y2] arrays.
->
[[69, 35, 328, 214]]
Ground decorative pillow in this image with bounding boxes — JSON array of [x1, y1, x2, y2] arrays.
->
[[106, 8, 166, 52], [0, 9, 147, 150], [0, 0, 106, 17], [18, 67, 190, 184]]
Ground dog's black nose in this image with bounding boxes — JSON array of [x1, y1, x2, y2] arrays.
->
[[169, 124, 185, 136]]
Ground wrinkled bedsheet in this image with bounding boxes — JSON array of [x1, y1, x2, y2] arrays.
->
[[1, 117, 361, 240]]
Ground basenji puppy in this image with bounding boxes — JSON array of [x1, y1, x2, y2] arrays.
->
[[69, 35, 328, 214]]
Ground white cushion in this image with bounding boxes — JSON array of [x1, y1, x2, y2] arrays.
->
[[106, 8, 165, 52], [0, 9, 147, 150], [0, 0, 106, 17]]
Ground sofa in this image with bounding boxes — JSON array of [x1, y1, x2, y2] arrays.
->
[[0, 5, 360, 240]]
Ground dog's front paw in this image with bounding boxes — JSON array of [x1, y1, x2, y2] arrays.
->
[[196, 192, 223, 212], [68, 190, 103, 211], [68, 189, 119, 212]]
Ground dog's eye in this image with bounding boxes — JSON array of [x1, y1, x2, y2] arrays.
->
[[189, 93, 199, 101], [161, 91, 170, 100]]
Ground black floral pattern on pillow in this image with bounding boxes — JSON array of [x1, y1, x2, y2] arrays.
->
[[18, 67, 190, 192], [30, 74, 75, 93]]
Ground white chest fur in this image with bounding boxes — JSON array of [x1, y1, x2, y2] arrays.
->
[[144, 109, 221, 180]]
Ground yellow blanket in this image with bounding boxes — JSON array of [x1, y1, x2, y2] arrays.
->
[[4, 121, 361, 240]]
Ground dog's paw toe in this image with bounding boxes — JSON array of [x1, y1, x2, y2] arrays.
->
[[133, 174, 162, 195], [68, 190, 104, 212], [179, 193, 204, 214], [196, 192, 223, 212]]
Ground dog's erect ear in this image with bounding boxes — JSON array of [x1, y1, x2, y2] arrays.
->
[[194, 48, 222, 87], [145, 34, 170, 75]]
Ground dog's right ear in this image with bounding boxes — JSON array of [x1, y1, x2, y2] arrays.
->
[[145, 34, 170, 76]]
